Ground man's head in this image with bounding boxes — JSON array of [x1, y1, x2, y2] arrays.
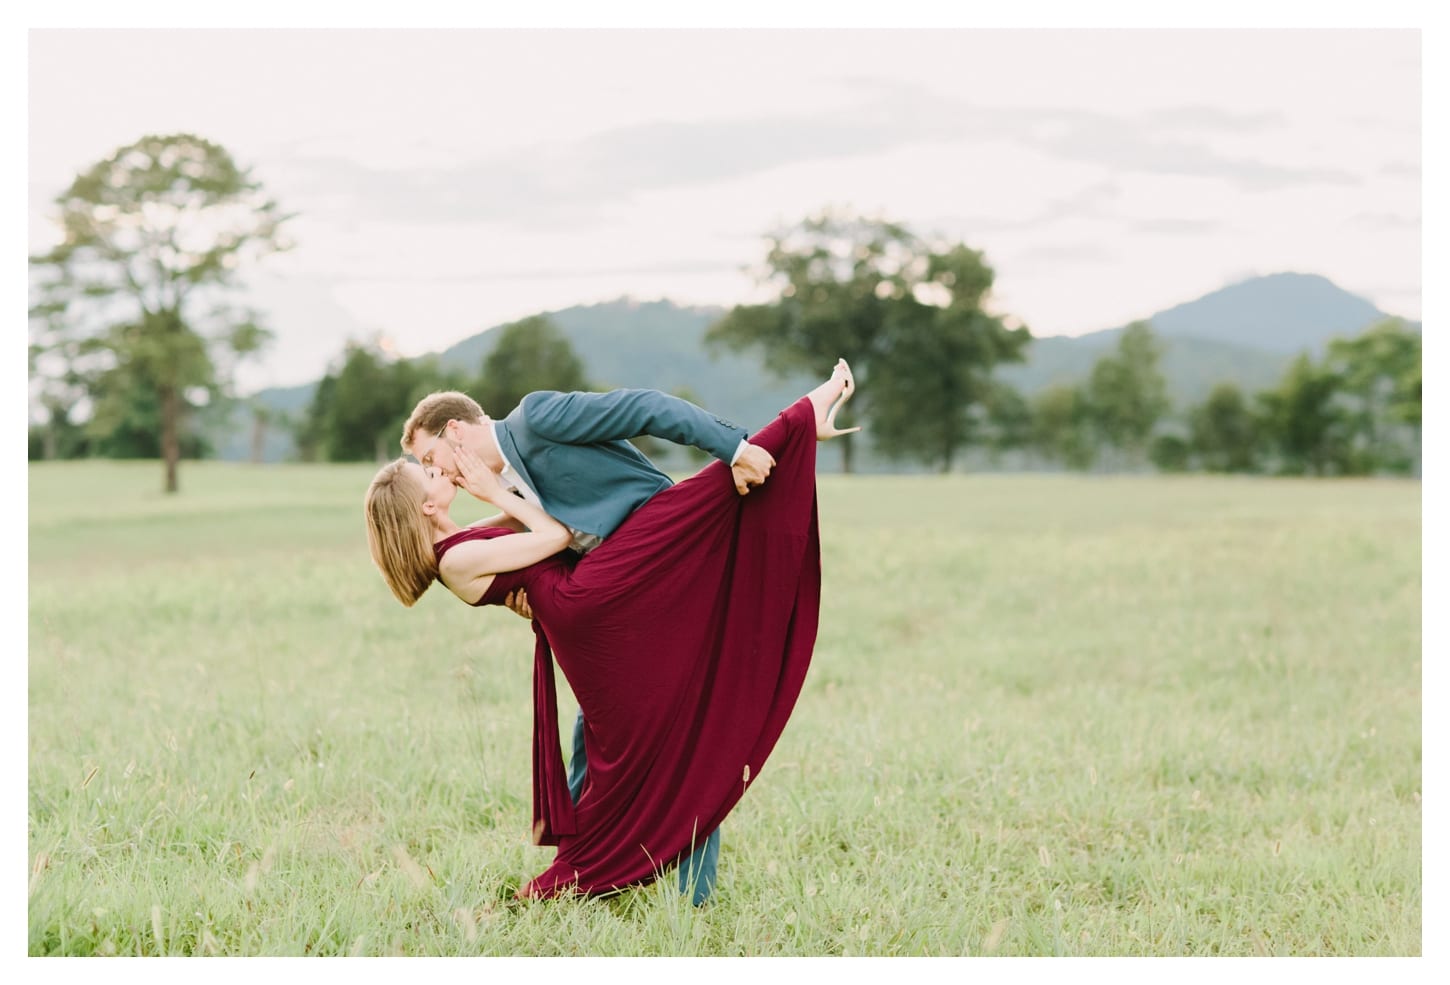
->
[[402, 391, 488, 477]]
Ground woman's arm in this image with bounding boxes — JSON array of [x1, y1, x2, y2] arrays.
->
[[440, 446, 571, 603], [438, 534, 563, 604]]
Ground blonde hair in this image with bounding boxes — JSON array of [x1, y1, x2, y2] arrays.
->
[[402, 390, 485, 455], [364, 459, 438, 606]]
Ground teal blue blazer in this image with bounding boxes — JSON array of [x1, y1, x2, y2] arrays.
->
[[493, 388, 749, 539]]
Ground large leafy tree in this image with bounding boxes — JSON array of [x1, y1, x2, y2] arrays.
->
[[706, 211, 919, 472], [29, 133, 290, 491], [707, 210, 1027, 472], [474, 315, 592, 418], [867, 247, 1031, 472]]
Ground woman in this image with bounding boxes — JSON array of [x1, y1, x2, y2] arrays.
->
[[364, 361, 857, 899]]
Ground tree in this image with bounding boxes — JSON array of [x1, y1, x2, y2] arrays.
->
[[1149, 433, 1192, 473], [475, 315, 592, 418], [708, 209, 1028, 472], [85, 370, 212, 460], [294, 372, 337, 463], [1257, 353, 1352, 475], [868, 289, 1031, 472], [706, 210, 921, 472], [317, 342, 397, 461], [27, 406, 90, 461], [1031, 384, 1098, 470], [1084, 321, 1170, 469], [27, 333, 92, 461], [979, 381, 1034, 465], [311, 342, 410, 462], [1323, 318, 1421, 475], [299, 345, 472, 463], [243, 400, 301, 465], [29, 133, 289, 492], [1188, 382, 1260, 473]]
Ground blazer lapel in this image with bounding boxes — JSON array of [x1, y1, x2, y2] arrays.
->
[[492, 419, 542, 499]]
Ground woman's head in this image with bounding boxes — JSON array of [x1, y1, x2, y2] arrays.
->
[[364, 458, 451, 606]]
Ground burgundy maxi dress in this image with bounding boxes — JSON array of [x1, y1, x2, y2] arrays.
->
[[434, 396, 821, 899]]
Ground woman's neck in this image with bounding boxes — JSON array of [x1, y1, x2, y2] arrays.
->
[[431, 515, 462, 542]]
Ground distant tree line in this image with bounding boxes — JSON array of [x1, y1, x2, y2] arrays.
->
[[1018, 316, 1420, 477], [29, 133, 1420, 482], [128, 299, 1430, 477], [1159, 317, 1419, 476]]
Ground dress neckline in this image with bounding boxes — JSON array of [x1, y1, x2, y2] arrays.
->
[[435, 526, 476, 546], [434, 524, 513, 556]]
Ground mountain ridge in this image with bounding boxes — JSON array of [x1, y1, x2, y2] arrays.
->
[[219, 272, 1415, 465]]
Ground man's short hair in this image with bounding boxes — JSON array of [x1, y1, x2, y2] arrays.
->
[[401, 391, 485, 453]]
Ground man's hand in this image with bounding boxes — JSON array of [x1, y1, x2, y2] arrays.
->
[[504, 588, 533, 620], [731, 442, 776, 496]]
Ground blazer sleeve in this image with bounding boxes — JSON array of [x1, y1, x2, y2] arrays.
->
[[520, 388, 748, 464]]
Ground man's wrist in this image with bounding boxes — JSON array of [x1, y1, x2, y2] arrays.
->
[[729, 438, 749, 466]]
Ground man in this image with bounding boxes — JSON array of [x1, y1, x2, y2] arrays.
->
[[401, 385, 776, 904]]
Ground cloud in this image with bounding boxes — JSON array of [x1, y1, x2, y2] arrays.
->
[[1014, 109, 1360, 190], [412, 258, 746, 284], [276, 77, 1364, 234], [933, 181, 1125, 236], [1342, 212, 1420, 230], [280, 97, 945, 227], [1010, 243, 1117, 265], [1141, 105, 1284, 133], [1041, 181, 1123, 221], [1130, 218, 1222, 235]]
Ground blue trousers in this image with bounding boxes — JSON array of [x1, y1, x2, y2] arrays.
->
[[567, 708, 720, 905]]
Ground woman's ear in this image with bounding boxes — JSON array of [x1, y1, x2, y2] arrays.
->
[[421, 499, 438, 517]]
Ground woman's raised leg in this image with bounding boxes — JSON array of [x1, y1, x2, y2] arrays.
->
[[806, 358, 860, 441]]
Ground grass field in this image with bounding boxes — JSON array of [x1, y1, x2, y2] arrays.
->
[[27, 459, 1422, 956]]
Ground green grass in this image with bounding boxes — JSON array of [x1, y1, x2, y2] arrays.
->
[[27, 461, 1421, 955]]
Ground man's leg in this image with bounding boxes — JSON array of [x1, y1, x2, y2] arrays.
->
[[567, 708, 721, 906], [567, 706, 588, 802], [677, 827, 720, 906]]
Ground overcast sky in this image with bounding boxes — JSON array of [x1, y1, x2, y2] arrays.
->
[[25, 24, 1423, 393]]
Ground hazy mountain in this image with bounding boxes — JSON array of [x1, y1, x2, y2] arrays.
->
[[216, 272, 1412, 465], [998, 271, 1411, 405], [1147, 271, 1395, 353]]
